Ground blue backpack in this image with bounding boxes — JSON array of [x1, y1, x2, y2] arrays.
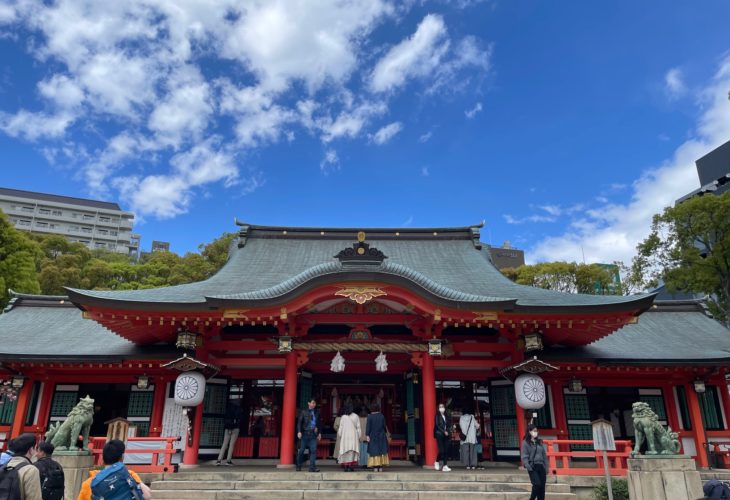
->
[[90, 462, 144, 500]]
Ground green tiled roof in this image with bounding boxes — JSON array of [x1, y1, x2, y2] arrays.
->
[[0, 292, 173, 361], [66, 223, 655, 312], [543, 301, 730, 364]]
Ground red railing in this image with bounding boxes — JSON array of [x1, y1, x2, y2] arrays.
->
[[89, 436, 180, 473], [712, 441, 730, 468], [544, 439, 633, 476]]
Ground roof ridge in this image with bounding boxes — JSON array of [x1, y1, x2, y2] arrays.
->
[[234, 219, 484, 236]]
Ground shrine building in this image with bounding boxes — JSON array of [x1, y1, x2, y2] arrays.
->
[[1, 222, 729, 471]]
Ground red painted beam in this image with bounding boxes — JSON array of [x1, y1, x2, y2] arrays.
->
[[213, 358, 286, 367], [433, 359, 510, 369]]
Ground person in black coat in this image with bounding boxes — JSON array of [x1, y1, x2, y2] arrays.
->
[[296, 398, 321, 472], [33, 441, 64, 500], [433, 402, 452, 471], [365, 402, 389, 472], [216, 400, 243, 466]]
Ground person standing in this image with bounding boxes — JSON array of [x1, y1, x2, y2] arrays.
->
[[0, 433, 42, 500], [296, 398, 321, 472], [0, 439, 15, 467], [332, 409, 343, 462], [336, 403, 361, 472], [216, 400, 243, 466], [365, 402, 389, 472], [358, 407, 369, 469], [521, 424, 548, 500], [459, 408, 480, 470], [433, 403, 452, 472], [78, 439, 151, 500], [33, 442, 64, 500]]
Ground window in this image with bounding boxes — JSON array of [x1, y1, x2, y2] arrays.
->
[[699, 386, 724, 430], [18, 220, 31, 227], [69, 226, 79, 233], [111, 218, 120, 224], [81, 227, 92, 234], [97, 229, 108, 235], [52, 210, 62, 216], [71, 213, 80, 218], [95, 242, 106, 248], [99, 216, 111, 223], [38, 208, 50, 215], [79, 240, 90, 245], [110, 230, 118, 236], [36, 221, 48, 228], [49, 223, 60, 230], [82, 214, 94, 220], [21, 206, 34, 213]]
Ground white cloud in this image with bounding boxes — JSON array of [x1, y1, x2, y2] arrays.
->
[[504, 214, 556, 225], [1, 0, 493, 218], [222, 0, 394, 92], [370, 14, 449, 93], [419, 131, 433, 143], [664, 67, 686, 99], [320, 149, 340, 175], [465, 102, 482, 118], [114, 138, 240, 218], [148, 67, 213, 147], [421, 166, 430, 176], [0, 110, 75, 141], [371, 121, 403, 145], [528, 56, 730, 265]]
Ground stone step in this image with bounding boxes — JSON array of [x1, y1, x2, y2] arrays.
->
[[152, 479, 571, 493], [150, 490, 575, 500], [169, 471, 534, 483]]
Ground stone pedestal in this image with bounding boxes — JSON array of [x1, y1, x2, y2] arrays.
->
[[54, 452, 94, 500], [627, 456, 703, 500]]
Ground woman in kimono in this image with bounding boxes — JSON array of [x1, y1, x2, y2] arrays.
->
[[336, 402, 361, 472], [365, 402, 389, 472]]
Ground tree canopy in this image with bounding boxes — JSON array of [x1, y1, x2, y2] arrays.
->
[[0, 216, 237, 308], [630, 191, 730, 327], [501, 261, 623, 295]]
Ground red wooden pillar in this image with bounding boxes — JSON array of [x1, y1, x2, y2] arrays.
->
[[515, 398, 526, 463], [421, 353, 437, 468], [10, 379, 34, 438], [278, 351, 298, 467], [149, 379, 168, 437], [182, 404, 204, 466], [684, 383, 709, 468]]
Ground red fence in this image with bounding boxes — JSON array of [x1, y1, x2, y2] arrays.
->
[[89, 436, 180, 473], [544, 439, 633, 476]]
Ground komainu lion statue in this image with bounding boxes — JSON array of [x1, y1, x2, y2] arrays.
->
[[631, 401, 681, 456], [45, 395, 95, 451]]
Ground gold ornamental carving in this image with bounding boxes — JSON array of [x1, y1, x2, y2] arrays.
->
[[335, 286, 387, 305], [472, 311, 499, 322], [222, 308, 249, 319]]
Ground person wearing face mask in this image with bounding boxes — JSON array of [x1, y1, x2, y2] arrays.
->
[[432, 403, 452, 472], [521, 423, 548, 500]]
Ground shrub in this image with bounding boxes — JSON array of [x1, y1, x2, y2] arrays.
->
[[592, 478, 629, 500]]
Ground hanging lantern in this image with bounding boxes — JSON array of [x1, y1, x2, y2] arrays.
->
[[514, 373, 546, 410], [568, 377, 583, 393], [330, 351, 345, 373], [277, 336, 293, 353], [428, 338, 442, 356], [174, 371, 206, 406], [176, 329, 200, 350], [375, 351, 388, 372]]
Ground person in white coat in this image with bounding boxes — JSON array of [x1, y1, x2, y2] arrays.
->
[[337, 402, 361, 472]]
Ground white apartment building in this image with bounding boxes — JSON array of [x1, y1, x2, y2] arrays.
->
[[0, 187, 140, 256]]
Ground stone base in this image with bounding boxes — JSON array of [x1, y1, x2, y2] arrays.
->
[[54, 453, 95, 500], [627, 457, 703, 500], [178, 463, 201, 470], [276, 463, 295, 469]]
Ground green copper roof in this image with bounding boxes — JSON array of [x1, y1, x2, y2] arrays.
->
[[66, 223, 655, 312], [543, 301, 730, 364]]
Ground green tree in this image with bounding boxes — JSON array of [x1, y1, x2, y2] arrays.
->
[[0, 211, 41, 306], [199, 232, 237, 274], [501, 261, 622, 295], [632, 191, 730, 327]]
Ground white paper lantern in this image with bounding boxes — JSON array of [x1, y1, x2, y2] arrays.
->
[[514, 373, 546, 410], [375, 352, 388, 373], [174, 371, 206, 407]]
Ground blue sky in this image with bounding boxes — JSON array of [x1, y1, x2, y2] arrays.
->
[[1, 0, 729, 263]]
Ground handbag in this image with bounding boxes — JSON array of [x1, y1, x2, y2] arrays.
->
[[459, 415, 474, 442]]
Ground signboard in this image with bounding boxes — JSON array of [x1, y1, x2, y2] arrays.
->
[[592, 418, 616, 451]]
